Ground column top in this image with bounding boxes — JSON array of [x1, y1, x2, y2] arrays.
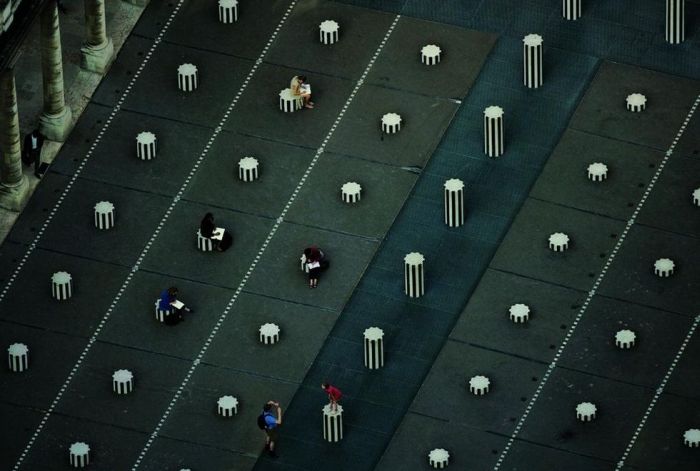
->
[[421, 44, 442, 56], [69, 442, 90, 454], [136, 131, 156, 144], [428, 448, 450, 461], [587, 162, 608, 175], [323, 403, 344, 415], [51, 271, 72, 283], [404, 252, 425, 264], [219, 0, 238, 6], [8, 343, 28, 355], [444, 178, 464, 191], [364, 326, 384, 340], [178, 63, 198, 75], [615, 329, 636, 343], [342, 181, 362, 194], [112, 369, 133, 381], [239, 156, 259, 169], [576, 402, 597, 415], [259, 323, 280, 336], [523, 34, 543, 46], [548, 232, 569, 245], [320, 20, 339, 31], [654, 258, 674, 271], [509, 303, 530, 316], [381, 113, 402, 125], [484, 106, 504, 118], [626, 93, 647, 107], [218, 395, 239, 408], [95, 201, 114, 212]]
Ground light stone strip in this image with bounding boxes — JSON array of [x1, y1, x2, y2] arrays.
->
[[130, 13, 403, 470], [493, 94, 700, 470]]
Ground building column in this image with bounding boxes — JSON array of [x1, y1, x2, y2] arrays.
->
[[80, 0, 114, 73], [122, 0, 148, 7], [0, 69, 28, 211], [39, 0, 72, 141]]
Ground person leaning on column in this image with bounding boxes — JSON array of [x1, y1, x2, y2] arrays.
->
[[22, 129, 46, 178]]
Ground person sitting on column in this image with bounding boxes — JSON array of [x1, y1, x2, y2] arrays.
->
[[158, 286, 194, 325], [200, 212, 233, 252], [321, 382, 342, 412], [303, 245, 329, 288], [290, 74, 314, 109], [22, 128, 46, 178]]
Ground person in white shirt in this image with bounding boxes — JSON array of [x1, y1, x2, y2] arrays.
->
[[290, 75, 314, 109]]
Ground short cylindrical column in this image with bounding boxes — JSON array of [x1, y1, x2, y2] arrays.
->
[[576, 402, 597, 422], [421, 44, 442, 65], [8, 343, 29, 372], [94, 201, 115, 229], [484, 106, 504, 158], [154, 299, 172, 323], [654, 258, 675, 277], [381, 113, 402, 134], [684, 429, 700, 448], [509, 303, 530, 323], [428, 448, 450, 469], [692, 188, 699, 206], [468, 375, 490, 395], [666, 0, 685, 44], [238, 156, 259, 182], [322, 404, 343, 442], [279, 88, 301, 113], [51, 271, 73, 300], [136, 131, 156, 160], [363, 327, 384, 370], [197, 229, 213, 252], [615, 329, 636, 349], [0, 69, 23, 189], [217, 395, 239, 417], [112, 369, 134, 394], [548, 232, 570, 252], [177, 63, 198, 92], [587, 162, 608, 182], [404, 252, 425, 298], [443, 179, 464, 227], [523, 34, 543, 89], [259, 323, 280, 345], [218, 0, 239, 24], [626, 93, 646, 112], [69, 441, 90, 468], [563, 0, 581, 20], [319, 20, 339, 45], [341, 182, 362, 203]]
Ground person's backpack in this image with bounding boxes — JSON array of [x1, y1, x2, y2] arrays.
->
[[257, 413, 268, 430]]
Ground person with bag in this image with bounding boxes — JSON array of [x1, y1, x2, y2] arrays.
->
[[302, 246, 329, 288], [257, 400, 282, 458]]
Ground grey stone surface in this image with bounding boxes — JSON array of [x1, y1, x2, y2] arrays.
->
[[0, 403, 44, 469], [138, 435, 258, 471]]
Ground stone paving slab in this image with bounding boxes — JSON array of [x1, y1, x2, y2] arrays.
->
[[0, 239, 24, 286], [500, 439, 613, 471], [139, 435, 258, 471], [529, 128, 664, 222], [569, 62, 700, 151], [596, 225, 700, 318], [663, 328, 700, 400], [675, 108, 700, 160], [450, 268, 586, 364], [489, 198, 626, 292], [0, 403, 44, 470]]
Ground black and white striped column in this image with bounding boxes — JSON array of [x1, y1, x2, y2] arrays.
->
[[484, 105, 504, 158], [363, 327, 384, 369], [177, 63, 198, 92], [238, 156, 259, 182], [51, 271, 72, 300], [112, 369, 134, 395], [94, 201, 115, 229], [563, 0, 581, 20], [8, 343, 29, 372], [444, 178, 465, 227], [322, 404, 344, 442], [69, 442, 90, 467], [523, 34, 543, 89], [136, 131, 156, 160], [218, 0, 239, 24], [404, 252, 425, 298], [666, 0, 685, 44]]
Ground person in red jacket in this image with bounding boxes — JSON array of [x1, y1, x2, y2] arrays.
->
[[321, 382, 342, 411]]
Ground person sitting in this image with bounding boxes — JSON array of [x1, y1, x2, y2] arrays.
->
[[290, 75, 313, 109], [200, 212, 233, 252], [158, 286, 193, 325], [302, 246, 329, 288]]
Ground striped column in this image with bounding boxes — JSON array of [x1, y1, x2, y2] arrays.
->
[[523, 34, 543, 89], [563, 0, 581, 20], [94, 201, 115, 229], [363, 327, 384, 369], [484, 105, 504, 157], [51, 271, 73, 300], [8, 343, 29, 372], [404, 252, 425, 298], [322, 404, 344, 442], [666, 0, 685, 44], [444, 178, 464, 227]]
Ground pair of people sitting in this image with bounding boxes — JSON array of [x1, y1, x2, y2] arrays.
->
[[290, 75, 314, 109], [200, 212, 233, 252], [158, 286, 193, 325], [302, 246, 329, 288]]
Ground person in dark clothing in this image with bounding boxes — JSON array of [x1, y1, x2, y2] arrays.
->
[[302, 246, 329, 288], [56, 0, 68, 13], [158, 286, 193, 325], [200, 212, 233, 252], [22, 129, 45, 178], [260, 401, 282, 458]]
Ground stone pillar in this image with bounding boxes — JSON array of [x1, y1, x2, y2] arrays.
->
[[123, 0, 148, 6], [666, 0, 685, 44], [39, 0, 72, 141], [81, 0, 114, 73], [0, 69, 28, 211]]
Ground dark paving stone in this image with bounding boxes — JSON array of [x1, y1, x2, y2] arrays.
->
[[365, 16, 497, 98], [663, 326, 700, 400], [183, 131, 316, 219], [139, 435, 257, 471], [244, 222, 379, 312], [54, 342, 191, 433], [267, 0, 396, 80], [596, 225, 700, 318], [374, 412, 506, 471], [489, 198, 626, 292], [139, 199, 275, 288], [0, 403, 44, 470], [675, 106, 700, 160], [624, 393, 700, 471], [450, 269, 586, 364], [284, 152, 418, 238], [203, 292, 339, 382], [77, 109, 212, 197], [0, 240, 25, 286], [223, 61, 355, 148], [569, 61, 700, 151], [501, 439, 614, 471], [98, 270, 235, 360], [0, 248, 130, 337], [558, 296, 694, 390], [325, 84, 458, 167], [131, 0, 180, 39], [530, 129, 664, 222]]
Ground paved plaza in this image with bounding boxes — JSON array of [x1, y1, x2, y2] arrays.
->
[[0, 0, 699, 470]]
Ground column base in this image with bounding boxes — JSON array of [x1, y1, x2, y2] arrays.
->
[[122, 0, 149, 6], [0, 175, 30, 211], [80, 38, 114, 74], [39, 106, 73, 142]]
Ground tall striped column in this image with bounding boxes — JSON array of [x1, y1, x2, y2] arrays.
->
[[484, 106, 504, 157], [444, 179, 465, 227], [363, 327, 384, 369], [404, 252, 425, 298], [563, 0, 581, 20], [666, 0, 685, 44], [523, 34, 543, 89], [322, 404, 344, 442]]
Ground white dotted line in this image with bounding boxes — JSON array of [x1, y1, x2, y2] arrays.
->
[[493, 94, 700, 470], [129, 13, 402, 470]]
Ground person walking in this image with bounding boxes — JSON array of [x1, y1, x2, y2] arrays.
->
[[321, 382, 342, 411], [22, 129, 45, 178], [302, 246, 329, 288], [258, 401, 282, 458]]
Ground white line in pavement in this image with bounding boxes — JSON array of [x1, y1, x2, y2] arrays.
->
[[11, 1, 188, 468], [130, 13, 403, 470], [493, 94, 700, 471]]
